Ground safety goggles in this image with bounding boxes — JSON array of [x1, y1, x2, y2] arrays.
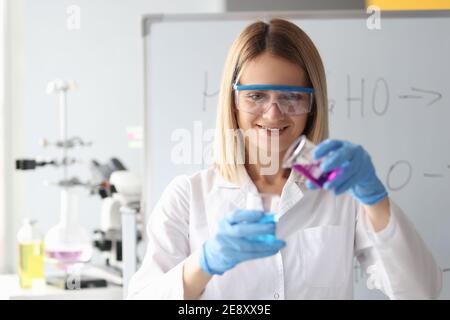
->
[[233, 83, 314, 116]]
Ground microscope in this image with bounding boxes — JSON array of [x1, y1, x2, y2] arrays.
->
[[90, 159, 143, 278]]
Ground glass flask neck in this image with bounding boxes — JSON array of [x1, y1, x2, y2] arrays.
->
[[59, 188, 80, 227]]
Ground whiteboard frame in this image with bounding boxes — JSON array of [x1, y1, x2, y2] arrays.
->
[[142, 10, 450, 36]]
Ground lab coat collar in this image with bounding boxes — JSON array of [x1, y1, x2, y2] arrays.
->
[[279, 170, 306, 218], [215, 167, 306, 219]]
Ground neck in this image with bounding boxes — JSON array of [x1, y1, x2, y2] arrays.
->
[[245, 148, 290, 194]]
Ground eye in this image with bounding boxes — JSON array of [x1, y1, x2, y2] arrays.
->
[[245, 91, 267, 101], [280, 93, 304, 101]]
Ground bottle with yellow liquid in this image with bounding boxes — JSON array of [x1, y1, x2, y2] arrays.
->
[[17, 219, 45, 288]]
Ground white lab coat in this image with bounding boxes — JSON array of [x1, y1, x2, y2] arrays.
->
[[127, 167, 442, 300]]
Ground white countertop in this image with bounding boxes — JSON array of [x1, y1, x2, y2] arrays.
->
[[0, 274, 123, 300]]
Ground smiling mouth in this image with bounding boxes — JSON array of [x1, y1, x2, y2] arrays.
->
[[256, 124, 289, 134]]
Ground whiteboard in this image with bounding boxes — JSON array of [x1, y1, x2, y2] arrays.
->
[[142, 11, 450, 299]]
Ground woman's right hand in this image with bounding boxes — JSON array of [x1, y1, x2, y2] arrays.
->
[[199, 209, 286, 275]]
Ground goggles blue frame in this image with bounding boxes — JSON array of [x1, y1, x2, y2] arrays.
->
[[233, 83, 314, 94]]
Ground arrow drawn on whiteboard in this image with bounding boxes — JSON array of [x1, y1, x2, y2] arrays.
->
[[202, 71, 219, 112], [423, 173, 444, 178], [398, 87, 442, 106]]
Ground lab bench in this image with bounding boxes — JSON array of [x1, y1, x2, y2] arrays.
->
[[0, 274, 122, 300]]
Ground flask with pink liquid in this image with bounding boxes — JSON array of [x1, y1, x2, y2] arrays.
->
[[282, 135, 342, 188]]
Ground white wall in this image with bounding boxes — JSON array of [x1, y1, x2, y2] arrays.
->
[[0, 0, 8, 273], [5, 0, 224, 273], [2, 0, 24, 274]]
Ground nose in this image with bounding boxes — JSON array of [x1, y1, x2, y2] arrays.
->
[[262, 102, 285, 120]]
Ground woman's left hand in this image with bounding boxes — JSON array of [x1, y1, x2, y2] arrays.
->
[[305, 139, 388, 205]]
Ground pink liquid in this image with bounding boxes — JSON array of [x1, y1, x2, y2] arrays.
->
[[293, 162, 342, 188], [45, 250, 89, 263]]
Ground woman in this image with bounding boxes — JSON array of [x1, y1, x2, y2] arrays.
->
[[128, 19, 442, 299]]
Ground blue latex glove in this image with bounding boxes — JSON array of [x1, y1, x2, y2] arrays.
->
[[199, 209, 286, 276], [305, 139, 388, 205]]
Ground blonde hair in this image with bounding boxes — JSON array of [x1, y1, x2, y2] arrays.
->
[[213, 18, 329, 185]]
